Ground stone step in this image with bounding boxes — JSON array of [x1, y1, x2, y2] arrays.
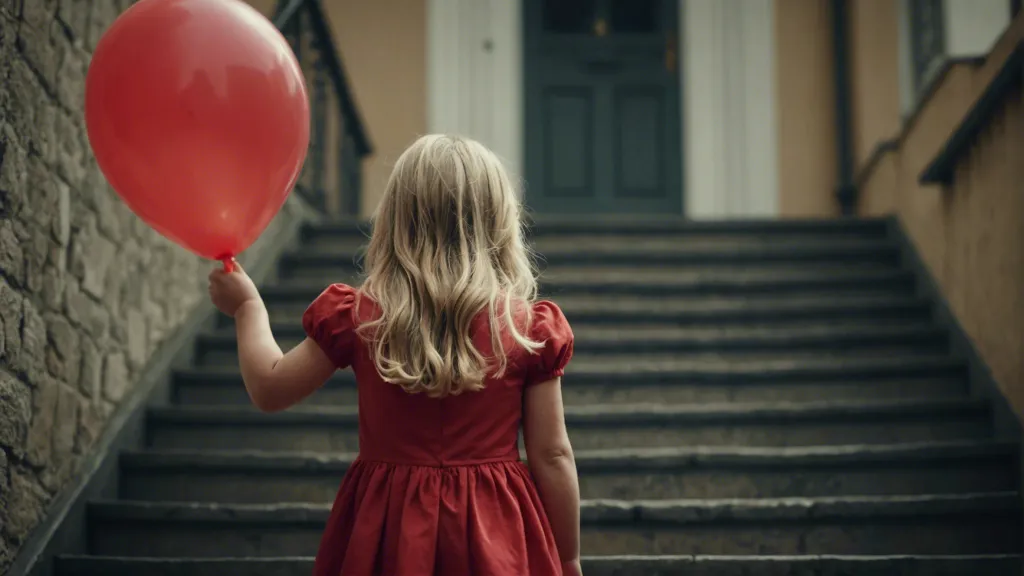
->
[[252, 292, 933, 327], [145, 399, 991, 452], [185, 346, 964, 375], [299, 217, 890, 244], [82, 493, 1022, 557], [279, 241, 902, 274], [187, 350, 959, 375], [172, 358, 968, 407], [53, 554, 1024, 576], [300, 234, 897, 255], [521, 351, 954, 374], [173, 365, 968, 407], [295, 231, 898, 249], [119, 441, 1019, 503], [195, 322, 948, 366], [276, 265, 917, 296]]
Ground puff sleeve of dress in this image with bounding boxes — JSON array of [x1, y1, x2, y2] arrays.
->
[[302, 283, 359, 369], [525, 300, 575, 385]]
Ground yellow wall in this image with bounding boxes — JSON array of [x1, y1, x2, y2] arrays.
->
[[858, 17, 1024, 411], [847, 0, 903, 167], [321, 0, 426, 216], [772, 0, 1024, 417], [248, 0, 427, 217], [774, 0, 839, 217]]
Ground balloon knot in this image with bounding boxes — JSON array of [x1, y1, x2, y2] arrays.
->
[[218, 255, 235, 273]]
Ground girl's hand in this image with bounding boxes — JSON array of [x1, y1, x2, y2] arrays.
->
[[208, 260, 262, 317]]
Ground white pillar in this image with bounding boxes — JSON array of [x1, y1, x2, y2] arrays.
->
[[683, 0, 779, 219], [944, 0, 1011, 57], [428, 0, 780, 217], [426, 0, 522, 178]]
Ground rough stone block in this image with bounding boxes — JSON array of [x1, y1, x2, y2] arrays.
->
[[0, 219, 25, 285], [24, 376, 57, 466], [40, 262, 66, 311], [144, 300, 165, 347], [64, 278, 110, 339], [20, 0, 55, 31], [5, 59, 45, 155], [0, 279, 22, 365], [77, 337, 100, 399], [0, 370, 30, 453], [46, 314, 80, 383], [57, 0, 89, 46], [23, 222, 50, 294], [101, 352, 128, 402], [4, 468, 48, 543], [25, 155, 61, 234], [0, 13, 17, 110], [55, 37, 85, 110], [74, 396, 104, 455], [87, 0, 120, 52], [17, 19, 60, 93], [19, 298, 47, 379], [41, 383, 80, 491], [0, 447, 8, 489], [126, 309, 146, 368], [53, 111, 86, 191], [0, 0, 21, 20], [0, 125, 28, 216], [101, 255, 124, 314], [55, 176, 70, 243], [83, 234, 114, 298], [69, 216, 118, 299], [93, 187, 126, 243]]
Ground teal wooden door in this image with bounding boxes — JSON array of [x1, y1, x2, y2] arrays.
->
[[524, 0, 682, 215]]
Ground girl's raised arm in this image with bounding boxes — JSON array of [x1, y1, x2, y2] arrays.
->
[[209, 264, 337, 412]]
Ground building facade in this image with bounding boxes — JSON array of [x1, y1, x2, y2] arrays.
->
[[255, 0, 1016, 219], [274, 0, 1024, 419]]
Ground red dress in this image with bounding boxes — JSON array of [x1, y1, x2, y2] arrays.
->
[[302, 284, 575, 576]]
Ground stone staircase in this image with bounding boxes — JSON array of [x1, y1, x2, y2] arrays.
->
[[54, 218, 1023, 575]]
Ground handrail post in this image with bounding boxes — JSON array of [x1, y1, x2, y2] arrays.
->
[[273, 0, 372, 218]]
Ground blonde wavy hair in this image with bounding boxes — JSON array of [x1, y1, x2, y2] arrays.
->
[[357, 134, 542, 398]]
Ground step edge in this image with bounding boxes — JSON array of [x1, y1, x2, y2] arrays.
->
[[118, 440, 1019, 471], [85, 491, 1023, 524], [146, 398, 991, 423]]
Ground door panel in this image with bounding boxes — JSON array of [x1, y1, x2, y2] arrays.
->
[[614, 87, 665, 197], [543, 88, 595, 197], [524, 0, 682, 215]]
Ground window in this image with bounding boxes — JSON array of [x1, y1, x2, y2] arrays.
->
[[609, 0, 660, 34], [543, 0, 595, 34], [908, 0, 946, 93], [899, 0, 1013, 115]]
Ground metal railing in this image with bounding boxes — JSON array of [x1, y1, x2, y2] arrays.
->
[[274, 0, 372, 217]]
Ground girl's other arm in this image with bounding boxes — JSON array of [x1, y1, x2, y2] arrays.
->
[[209, 264, 337, 413], [523, 377, 582, 576]]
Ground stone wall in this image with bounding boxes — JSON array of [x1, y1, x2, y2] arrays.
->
[[0, 0, 310, 569]]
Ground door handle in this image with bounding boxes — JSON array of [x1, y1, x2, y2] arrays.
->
[[665, 33, 677, 74]]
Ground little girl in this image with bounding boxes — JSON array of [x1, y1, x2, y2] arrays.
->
[[208, 134, 582, 576]]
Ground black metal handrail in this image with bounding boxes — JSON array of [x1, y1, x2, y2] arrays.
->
[[273, 0, 372, 216]]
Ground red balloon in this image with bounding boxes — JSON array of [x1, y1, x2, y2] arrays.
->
[[85, 0, 309, 263]]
